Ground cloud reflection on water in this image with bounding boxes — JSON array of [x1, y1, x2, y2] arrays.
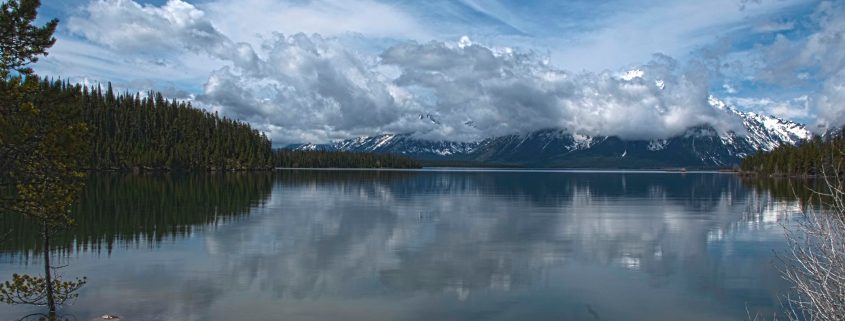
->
[[0, 171, 798, 321]]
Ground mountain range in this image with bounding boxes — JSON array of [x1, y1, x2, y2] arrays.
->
[[286, 97, 811, 168]]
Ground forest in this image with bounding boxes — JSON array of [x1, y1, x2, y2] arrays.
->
[[26, 78, 272, 171], [18, 78, 418, 171], [740, 130, 845, 176]]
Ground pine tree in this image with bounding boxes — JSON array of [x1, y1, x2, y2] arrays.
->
[[741, 130, 845, 176], [0, 1, 86, 319]]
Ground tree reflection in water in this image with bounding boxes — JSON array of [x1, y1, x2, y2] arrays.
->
[[0, 170, 807, 321]]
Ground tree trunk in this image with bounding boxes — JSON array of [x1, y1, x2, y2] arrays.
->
[[43, 221, 56, 319]]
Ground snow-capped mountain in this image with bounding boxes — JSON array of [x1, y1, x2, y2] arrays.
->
[[821, 125, 844, 138], [288, 134, 481, 158], [286, 98, 812, 168], [708, 96, 810, 154]]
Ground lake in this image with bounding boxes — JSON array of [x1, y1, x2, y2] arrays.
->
[[0, 170, 803, 321]]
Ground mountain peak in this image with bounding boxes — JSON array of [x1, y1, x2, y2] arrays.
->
[[286, 97, 811, 168]]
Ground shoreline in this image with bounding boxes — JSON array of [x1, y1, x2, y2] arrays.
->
[[274, 167, 735, 174], [82, 166, 744, 174]]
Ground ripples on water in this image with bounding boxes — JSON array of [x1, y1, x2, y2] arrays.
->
[[0, 170, 807, 321]]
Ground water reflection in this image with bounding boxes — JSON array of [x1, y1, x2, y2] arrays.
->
[[0, 173, 274, 255], [0, 171, 803, 321]]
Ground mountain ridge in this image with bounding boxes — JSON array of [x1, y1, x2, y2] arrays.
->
[[286, 97, 812, 168]]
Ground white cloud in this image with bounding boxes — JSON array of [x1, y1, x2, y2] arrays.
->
[[728, 96, 813, 120], [72, 0, 845, 146], [68, 0, 227, 56], [379, 42, 743, 141], [754, 11, 845, 84], [753, 20, 796, 33], [201, 0, 430, 46], [199, 33, 408, 144], [198, 34, 745, 143], [742, 1, 845, 132], [62, 0, 753, 144], [34, 34, 218, 92], [546, 0, 805, 72], [814, 70, 845, 132]]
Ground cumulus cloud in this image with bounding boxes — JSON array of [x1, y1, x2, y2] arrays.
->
[[201, 35, 744, 143], [379, 42, 742, 141], [69, 0, 226, 55], [66, 0, 748, 144], [67, 0, 406, 143], [199, 33, 411, 144], [68, 0, 261, 71]]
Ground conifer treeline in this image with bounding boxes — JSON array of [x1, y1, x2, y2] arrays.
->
[[740, 132, 845, 176], [273, 150, 421, 169], [32, 78, 273, 171], [28, 78, 423, 171]]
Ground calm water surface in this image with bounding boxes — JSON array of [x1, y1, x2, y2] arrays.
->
[[0, 170, 802, 321]]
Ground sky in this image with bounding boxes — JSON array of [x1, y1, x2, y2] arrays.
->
[[33, 0, 845, 145]]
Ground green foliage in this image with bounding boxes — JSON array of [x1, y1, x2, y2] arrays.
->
[[0, 0, 79, 223], [0, 77, 88, 316], [0, 1, 87, 317], [740, 131, 845, 176], [273, 149, 422, 169], [28, 80, 274, 171], [0, 273, 86, 306], [0, 0, 57, 77], [1, 77, 88, 227]]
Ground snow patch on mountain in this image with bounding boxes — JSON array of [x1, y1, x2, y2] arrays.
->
[[571, 133, 597, 151], [708, 96, 811, 152], [286, 95, 812, 167], [648, 139, 669, 151]]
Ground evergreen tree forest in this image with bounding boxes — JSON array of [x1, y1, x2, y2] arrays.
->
[[16, 78, 424, 171], [28, 79, 274, 171], [740, 131, 845, 176], [273, 149, 421, 169]]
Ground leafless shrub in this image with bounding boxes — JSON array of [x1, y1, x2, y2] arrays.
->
[[758, 166, 845, 321]]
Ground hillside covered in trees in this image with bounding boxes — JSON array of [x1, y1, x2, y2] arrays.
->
[[30, 78, 273, 171], [273, 150, 421, 169], [22, 78, 424, 171], [740, 131, 845, 176]]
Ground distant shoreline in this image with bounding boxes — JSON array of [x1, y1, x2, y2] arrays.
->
[[736, 171, 824, 179], [82, 166, 739, 174], [274, 167, 734, 174]]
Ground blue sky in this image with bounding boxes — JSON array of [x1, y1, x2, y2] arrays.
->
[[32, 0, 845, 144]]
